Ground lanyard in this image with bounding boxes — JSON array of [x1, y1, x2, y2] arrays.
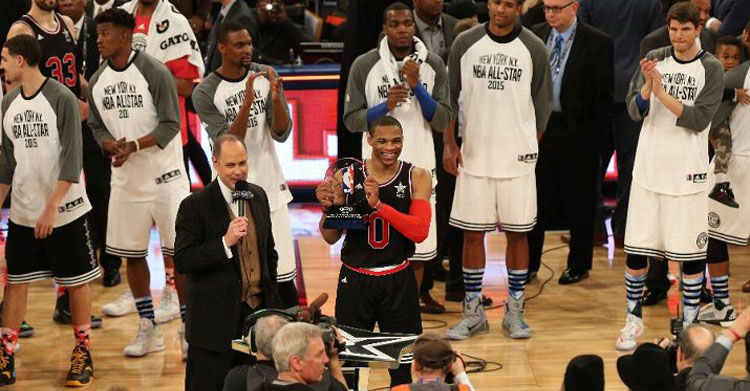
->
[[547, 24, 576, 79]]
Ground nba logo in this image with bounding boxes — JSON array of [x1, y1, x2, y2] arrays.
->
[[342, 165, 354, 195]]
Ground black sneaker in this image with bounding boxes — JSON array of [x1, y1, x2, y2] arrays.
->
[[66, 346, 93, 387], [709, 182, 740, 208], [18, 321, 33, 338], [0, 349, 15, 386], [53, 292, 103, 329]]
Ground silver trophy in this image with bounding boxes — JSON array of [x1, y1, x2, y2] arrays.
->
[[322, 158, 370, 230]]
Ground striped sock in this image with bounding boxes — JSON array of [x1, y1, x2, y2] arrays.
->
[[625, 272, 646, 318], [134, 296, 155, 323], [180, 304, 187, 323], [711, 274, 730, 306], [73, 324, 91, 349], [507, 268, 528, 300], [683, 274, 704, 324], [462, 267, 484, 301]]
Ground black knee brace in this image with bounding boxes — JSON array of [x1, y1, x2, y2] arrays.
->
[[706, 238, 729, 264], [681, 259, 705, 275], [626, 254, 648, 269]]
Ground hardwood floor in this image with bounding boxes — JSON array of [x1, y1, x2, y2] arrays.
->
[[9, 206, 750, 390]]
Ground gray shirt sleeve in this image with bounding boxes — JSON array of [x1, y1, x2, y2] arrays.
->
[[0, 91, 19, 185], [448, 25, 486, 118], [192, 75, 229, 142], [87, 68, 116, 147], [50, 84, 83, 182], [519, 27, 553, 134], [258, 65, 292, 143], [712, 61, 749, 127], [426, 53, 451, 132], [343, 50, 378, 134], [140, 55, 181, 148], [676, 54, 724, 132]]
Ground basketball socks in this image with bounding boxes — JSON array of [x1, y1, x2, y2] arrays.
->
[[134, 296, 155, 324], [507, 268, 528, 300], [180, 305, 187, 323], [683, 274, 704, 323], [711, 274, 730, 306], [462, 267, 484, 301], [625, 271, 646, 318], [165, 268, 176, 289], [73, 324, 91, 349], [1, 328, 18, 355]]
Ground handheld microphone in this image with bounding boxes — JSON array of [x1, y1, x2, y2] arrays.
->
[[232, 180, 251, 217]]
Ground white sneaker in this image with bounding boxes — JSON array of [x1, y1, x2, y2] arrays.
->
[[155, 285, 180, 324], [102, 290, 136, 317], [697, 301, 737, 328], [123, 318, 165, 357], [616, 313, 644, 351], [502, 294, 532, 339], [178, 323, 188, 362]]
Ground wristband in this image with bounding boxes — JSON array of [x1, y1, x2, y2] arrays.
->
[[728, 327, 743, 341], [133, 139, 140, 152]]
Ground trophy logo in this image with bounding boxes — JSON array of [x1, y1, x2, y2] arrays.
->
[[323, 158, 371, 230]]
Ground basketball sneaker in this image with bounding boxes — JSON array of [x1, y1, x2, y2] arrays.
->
[[0, 349, 14, 386], [709, 182, 739, 208], [697, 300, 737, 327], [178, 323, 188, 361], [66, 345, 93, 387], [445, 295, 489, 340], [123, 318, 165, 357], [616, 313, 644, 351], [502, 295, 532, 339], [102, 289, 136, 317], [155, 285, 180, 324]]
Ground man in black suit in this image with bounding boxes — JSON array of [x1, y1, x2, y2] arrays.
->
[[528, 0, 614, 284], [84, 0, 125, 18], [641, 0, 718, 58], [204, 0, 256, 75], [413, 0, 457, 63], [59, 0, 123, 288], [175, 134, 283, 391]]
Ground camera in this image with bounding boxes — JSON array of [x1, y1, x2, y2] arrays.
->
[[264, 1, 282, 15]]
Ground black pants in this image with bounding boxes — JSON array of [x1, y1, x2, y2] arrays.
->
[[278, 280, 299, 309], [335, 265, 422, 387], [182, 120, 212, 187], [598, 104, 642, 237], [82, 122, 120, 272], [434, 131, 464, 293], [185, 303, 256, 391], [529, 115, 598, 273]]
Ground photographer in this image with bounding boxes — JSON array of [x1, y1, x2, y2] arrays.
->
[[390, 333, 475, 391], [262, 323, 346, 391], [223, 315, 347, 391], [657, 325, 715, 390], [687, 305, 750, 391], [250, 0, 311, 65]]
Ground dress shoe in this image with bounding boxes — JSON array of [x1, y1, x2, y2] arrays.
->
[[560, 234, 571, 244], [103, 268, 121, 287], [642, 289, 667, 306], [743, 280, 750, 293], [558, 269, 589, 285], [420, 292, 445, 314], [593, 232, 608, 246], [527, 271, 538, 283]]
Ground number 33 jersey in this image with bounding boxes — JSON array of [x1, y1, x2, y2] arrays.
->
[[0, 79, 91, 228], [341, 161, 416, 269]]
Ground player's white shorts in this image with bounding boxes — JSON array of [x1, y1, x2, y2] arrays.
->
[[106, 183, 189, 258], [411, 193, 437, 261], [272, 204, 297, 282], [708, 155, 750, 246], [624, 181, 708, 261], [449, 171, 537, 232]]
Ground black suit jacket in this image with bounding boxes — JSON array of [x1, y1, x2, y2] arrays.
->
[[639, 24, 718, 59], [174, 179, 283, 353], [75, 15, 101, 81], [84, 0, 126, 18], [204, 0, 257, 75], [531, 21, 615, 146], [414, 12, 458, 63]]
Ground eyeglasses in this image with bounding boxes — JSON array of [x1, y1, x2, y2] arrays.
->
[[542, 1, 575, 14]]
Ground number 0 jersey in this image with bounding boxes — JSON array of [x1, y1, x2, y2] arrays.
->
[[341, 161, 416, 268], [0, 79, 91, 228], [19, 13, 81, 98]]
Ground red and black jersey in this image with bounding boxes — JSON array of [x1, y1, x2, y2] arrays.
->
[[19, 13, 81, 98], [341, 161, 416, 269]]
